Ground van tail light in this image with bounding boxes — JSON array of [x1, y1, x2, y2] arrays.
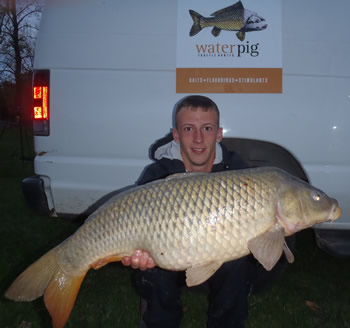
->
[[33, 70, 50, 136]]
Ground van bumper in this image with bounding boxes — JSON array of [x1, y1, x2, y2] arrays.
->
[[314, 228, 350, 257], [22, 176, 51, 216]]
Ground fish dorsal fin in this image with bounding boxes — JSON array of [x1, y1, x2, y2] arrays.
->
[[247, 225, 285, 271], [211, 1, 244, 16], [186, 261, 222, 287], [165, 172, 207, 181]]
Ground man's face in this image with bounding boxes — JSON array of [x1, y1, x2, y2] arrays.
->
[[172, 107, 223, 172]]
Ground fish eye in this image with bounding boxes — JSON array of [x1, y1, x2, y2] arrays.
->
[[312, 193, 322, 201], [248, 15, 260, 24]]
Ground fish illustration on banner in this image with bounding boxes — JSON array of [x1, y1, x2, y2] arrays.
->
[[189, 1, 267, 41]]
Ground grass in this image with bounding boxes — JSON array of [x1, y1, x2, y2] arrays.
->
[[1, 123, 350, 328]]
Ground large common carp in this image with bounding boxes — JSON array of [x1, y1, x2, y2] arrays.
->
[[6, 167, 341, 328]]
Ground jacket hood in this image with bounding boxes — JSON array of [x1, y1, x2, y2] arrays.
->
[[137, 132, 249, 185]]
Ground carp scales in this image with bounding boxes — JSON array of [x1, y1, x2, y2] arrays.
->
[[189, 1, 268, 41], [6, 167, 341, 328]]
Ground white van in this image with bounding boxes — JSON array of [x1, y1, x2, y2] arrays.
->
[[24, 0, 350, 256]]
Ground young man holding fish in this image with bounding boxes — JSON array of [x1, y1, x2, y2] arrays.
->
[[6, 95, 340, 328], [123, 95, 255, 327]]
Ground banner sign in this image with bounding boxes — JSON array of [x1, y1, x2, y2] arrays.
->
[[176, 0, 282, 93]]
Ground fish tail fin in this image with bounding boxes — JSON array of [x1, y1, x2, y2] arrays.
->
[[45, 269, 87, 328], [6, 246, 87, 328], [189, 10, 203, 36], [5, 246, 61, 302]]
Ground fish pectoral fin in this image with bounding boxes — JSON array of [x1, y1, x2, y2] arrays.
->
[[283, 241, 295, 263], [186, 261, 222, 287], [211, 27, 221, 37], [44, 270, 88, 328], [248, 226, 285, 271], [236, 31, 245, 41]]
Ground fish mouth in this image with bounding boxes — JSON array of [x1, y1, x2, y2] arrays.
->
[[256, 23, 268, 31], [328, 202, 342, 222], [244, 23, 268, 32]]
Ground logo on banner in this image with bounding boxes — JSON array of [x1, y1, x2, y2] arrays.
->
[[176, 0, 282, 93]]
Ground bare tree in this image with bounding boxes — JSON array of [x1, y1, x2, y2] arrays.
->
[[0, 0, 41, 124], [0, 0, 41, 84]]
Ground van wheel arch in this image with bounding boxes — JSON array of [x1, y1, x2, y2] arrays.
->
[[221, 137, 308, 182]]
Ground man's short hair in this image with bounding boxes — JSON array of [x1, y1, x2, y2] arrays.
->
[[174, 95, 220, 128]]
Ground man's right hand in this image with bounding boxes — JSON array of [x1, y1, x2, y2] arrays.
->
[[121, 250, 155, 271]]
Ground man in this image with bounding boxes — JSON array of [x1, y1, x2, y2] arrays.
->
[[122, 95, 252, 327]]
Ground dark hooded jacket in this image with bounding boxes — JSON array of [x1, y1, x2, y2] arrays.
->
[[137, 132, 248, 185]]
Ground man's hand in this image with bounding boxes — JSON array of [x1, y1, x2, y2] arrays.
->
[[121, 250, 155, 270]]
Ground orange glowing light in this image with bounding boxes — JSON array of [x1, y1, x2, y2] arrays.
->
[[34, 86, 42, 99], [42, 86, 48, 119], [34, 106, 43, 119], [33, 86, 49, 120]]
